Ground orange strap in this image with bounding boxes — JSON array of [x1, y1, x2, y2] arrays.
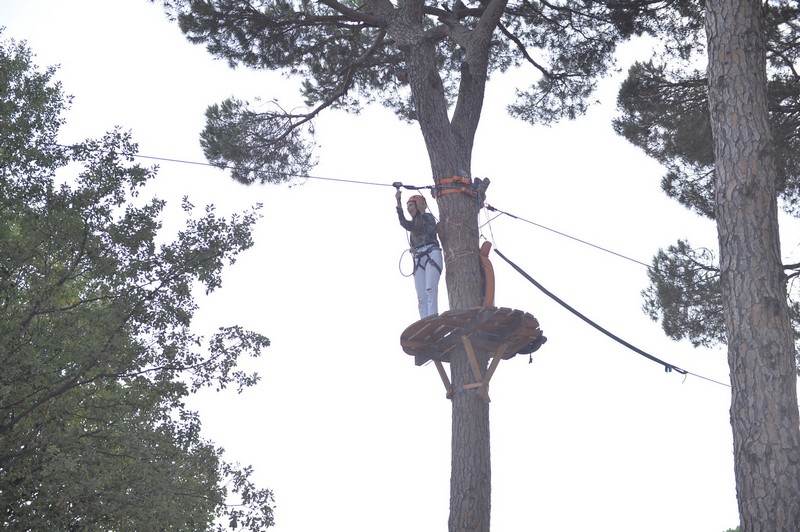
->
[[434, 187, 477, 199], [433, 175, 476, 199], [435, 175, 471, 186]]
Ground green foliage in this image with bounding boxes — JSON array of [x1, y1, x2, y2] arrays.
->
[[643, 239, 800, 370], [201, 97, 316, 185], [503, 0, 642, 123], [0, 36, 274, 530], [614, 0, 800, 218], [642, 240, 725, 347], [157, 0, 650, 182], [614, 61, 715, 218]]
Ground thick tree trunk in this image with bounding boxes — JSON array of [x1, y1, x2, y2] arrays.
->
[[706, 1, 800, 529], [400, 19, 490, 532], [440, 191, 488, 532], [388, 2, 507, 529]]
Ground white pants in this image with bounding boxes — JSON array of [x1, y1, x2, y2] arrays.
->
[[413, 247, 442, 319]]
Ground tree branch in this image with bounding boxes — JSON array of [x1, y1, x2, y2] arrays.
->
[[265, 28, 388, 144], [497, 21, 554, 79], [318, 0, 383, 25], [361, 0, 396, 19]]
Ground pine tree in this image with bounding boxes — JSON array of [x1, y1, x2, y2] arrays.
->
[[615, 0, 800, 528], [156, 1, 648, 529]]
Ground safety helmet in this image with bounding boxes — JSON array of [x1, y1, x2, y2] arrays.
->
[[407, 194, 427, 212]]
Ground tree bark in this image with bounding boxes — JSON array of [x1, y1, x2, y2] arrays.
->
[[706, 1, 800, 529]]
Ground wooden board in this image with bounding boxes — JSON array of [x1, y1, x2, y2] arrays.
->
[[400, 307, 543, 366]]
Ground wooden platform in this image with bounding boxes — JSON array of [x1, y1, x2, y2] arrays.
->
[[400, 307, 543, 366]]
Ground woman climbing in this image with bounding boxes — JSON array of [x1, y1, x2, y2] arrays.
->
[[396, 189, 443, 319]]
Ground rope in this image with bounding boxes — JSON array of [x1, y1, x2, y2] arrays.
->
[[398, 249, 414, 278], [493, 247, 731, 388]]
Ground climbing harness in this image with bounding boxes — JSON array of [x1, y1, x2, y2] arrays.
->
[[395, 182, 442, 277], [412, 244, 443, 275]]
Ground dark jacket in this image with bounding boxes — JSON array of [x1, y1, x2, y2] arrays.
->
[[397, 207, 439, 249]]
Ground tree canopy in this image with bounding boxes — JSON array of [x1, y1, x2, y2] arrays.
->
[[616, 0, 800, 218], [0, 36, 274, 530], [158, 0, 661, 183]]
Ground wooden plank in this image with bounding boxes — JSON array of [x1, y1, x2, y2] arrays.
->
[[434, 360, 452, 397]]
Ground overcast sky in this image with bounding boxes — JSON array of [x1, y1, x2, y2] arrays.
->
[[2, 1, 758, 530]]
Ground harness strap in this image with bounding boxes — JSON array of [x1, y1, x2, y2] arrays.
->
[[412, 246, 443, 274]]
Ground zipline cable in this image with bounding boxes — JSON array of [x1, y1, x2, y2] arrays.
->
[[67, 142, 664, 273], [56, 144, 421, 189], [493, 247, 731, 388], [486, 204, 652, 270], [60, 142, 652, 270]]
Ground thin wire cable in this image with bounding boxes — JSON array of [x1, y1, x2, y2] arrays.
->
[[398, 249, 414, 278], [480, 206, 499, 246], [60, 142, 651, 270], [56, 143, 430, 190], [493, 247, 731, 388], [299, 174, 400, 187], [121, 152, 218, 167], [485, 203, 652, 270], [480, 210, 503, 231], [128, 144, 659, 273]]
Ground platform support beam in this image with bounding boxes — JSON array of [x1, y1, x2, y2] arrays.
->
[[484, 341, 510, 384], [434, 360, 453, 398], [461, 336, 489, 402]]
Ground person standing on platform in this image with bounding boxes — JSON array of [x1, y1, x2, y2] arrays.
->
[[396, 189, 443, 319]]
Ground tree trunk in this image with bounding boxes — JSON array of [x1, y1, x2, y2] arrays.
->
[[706, 1, 800, 529], [387, 1, 509, 528], [393, 11, 493, 532], [413, 67, 491, 532]]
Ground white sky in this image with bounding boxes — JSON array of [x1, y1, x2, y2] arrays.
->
[[3, 1, 768, 530]]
